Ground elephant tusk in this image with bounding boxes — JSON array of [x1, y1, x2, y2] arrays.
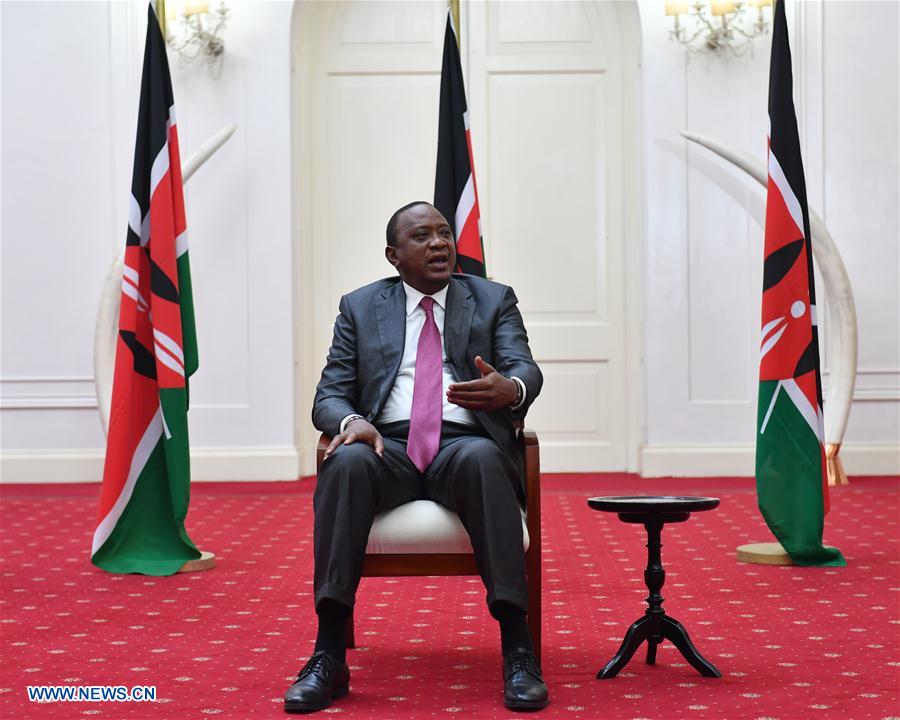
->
[[679, 130, 858, 449]]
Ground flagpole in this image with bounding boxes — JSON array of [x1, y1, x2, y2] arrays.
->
[[155, 0, 167, 38], [449, 0, 460, 49]]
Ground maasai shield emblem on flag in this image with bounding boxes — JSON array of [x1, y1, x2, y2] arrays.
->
[[434, 7, 486, 277], [755, 0, 844, 567], [92, 4, 202, 575]]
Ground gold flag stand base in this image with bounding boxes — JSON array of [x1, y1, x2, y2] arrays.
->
[[737, 542, 793, 565], [736, 542, 841, 565], [178, 550, 216, 573]]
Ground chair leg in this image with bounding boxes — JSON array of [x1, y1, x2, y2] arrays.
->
[[527, 555, 541, 664], [528, 607, 541, 666], [345, 611, 356, 649]]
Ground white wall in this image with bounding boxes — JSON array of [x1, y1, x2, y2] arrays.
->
[[819, 1, 899, 451], [1, 0, 897, 481], [1, 0, 297, 481], [638, 0, 899, 475]]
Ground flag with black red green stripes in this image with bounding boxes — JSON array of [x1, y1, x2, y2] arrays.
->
[[92, 3, 201, 575], [434, 6, 486, 277], [755, 0, 844, 567]]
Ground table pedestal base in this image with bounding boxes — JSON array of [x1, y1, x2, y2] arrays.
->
[[597, 613, 720, 679], [590, 510, 721, 680]]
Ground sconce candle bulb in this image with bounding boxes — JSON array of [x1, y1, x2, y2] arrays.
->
[[183, 0, 209, 17], [710, 0, 737, 17]]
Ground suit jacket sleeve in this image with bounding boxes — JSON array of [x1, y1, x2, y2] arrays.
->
[[493, 285, 542, 420], [312, 294, 360, 436]]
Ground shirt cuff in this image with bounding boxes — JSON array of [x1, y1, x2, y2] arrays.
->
[[508, 377, 527, 411], [339, 414, 365, 434]]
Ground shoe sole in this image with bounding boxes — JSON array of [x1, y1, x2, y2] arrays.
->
[[284, 684, 349, 713], [504, 697, 549, 711]]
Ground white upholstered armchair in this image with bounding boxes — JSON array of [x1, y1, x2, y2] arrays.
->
[[315, 430, 543, 662]]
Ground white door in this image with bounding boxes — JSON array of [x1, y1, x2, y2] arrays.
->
[[294, 1, 638, 474]]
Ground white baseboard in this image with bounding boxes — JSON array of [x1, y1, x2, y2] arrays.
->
[[0, 446, 301, 484], [640, 444, 755, 477], [838, 444, 900, 476], [2, 443, 894, 484], [640, 443, 900, 477]]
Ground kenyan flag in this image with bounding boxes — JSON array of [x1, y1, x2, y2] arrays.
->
[[91, 4, 201, 575], [434, 6, 486, 277], [755, 0, 844, 567]]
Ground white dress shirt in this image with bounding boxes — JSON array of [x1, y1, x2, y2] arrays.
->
[[377, 282, 476, 426], [340, 281, 526, 433]]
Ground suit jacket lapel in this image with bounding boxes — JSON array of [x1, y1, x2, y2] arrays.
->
[[444, 277, 475, 378], [375, 281, 405, 377]]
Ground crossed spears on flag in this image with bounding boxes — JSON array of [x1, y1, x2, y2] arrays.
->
[[758, 298, 823, 441]]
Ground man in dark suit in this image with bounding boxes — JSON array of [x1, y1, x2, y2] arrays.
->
[[284, 201, 547, 713]]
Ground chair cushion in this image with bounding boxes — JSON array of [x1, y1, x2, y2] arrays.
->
[[365, 500, 530, 554]]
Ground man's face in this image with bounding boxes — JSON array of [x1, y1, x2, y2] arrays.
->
[[386, 204, 456, 295]]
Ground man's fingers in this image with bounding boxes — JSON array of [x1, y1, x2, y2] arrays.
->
[[448, 396, 492, 410], [448, 390, 493, 404], [324, 434, 346, 457], [448, 378, 490, 392], [325, 425, 384, 458], [448, 386, 494, 399], [474, 355, 497, 377], [448, 390, 492, 402]]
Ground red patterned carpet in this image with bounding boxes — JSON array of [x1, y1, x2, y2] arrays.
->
[[1, 475, 898, 720]]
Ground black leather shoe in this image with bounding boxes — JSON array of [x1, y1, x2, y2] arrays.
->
[[284, 651, 350, 713], [503, 648, 549, 710]]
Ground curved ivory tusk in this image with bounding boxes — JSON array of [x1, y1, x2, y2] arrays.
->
[[182, 124, 237, 183], [94, 124, 238, 433], [679, 130, 858, 446]]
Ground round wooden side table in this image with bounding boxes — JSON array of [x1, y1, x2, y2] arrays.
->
[[587, 495, 722, 679]]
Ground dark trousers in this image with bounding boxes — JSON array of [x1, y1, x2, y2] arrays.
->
[[313, 422, 528, 616]]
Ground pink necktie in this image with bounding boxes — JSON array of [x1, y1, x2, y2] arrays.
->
[[407, 297, 442, 472]]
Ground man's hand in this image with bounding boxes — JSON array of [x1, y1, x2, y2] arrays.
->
[[323, 418, 385, 459], [447, 356, 519, 412]]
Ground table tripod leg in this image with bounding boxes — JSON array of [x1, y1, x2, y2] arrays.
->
[[660, 615, 721, 678], [646, 637, 659, 665], [597, 615, 652, 679]]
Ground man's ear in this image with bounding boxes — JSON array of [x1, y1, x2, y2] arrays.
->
[[385, 246, 398, 267]]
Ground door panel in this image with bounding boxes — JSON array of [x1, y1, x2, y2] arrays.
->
[[297, 1, 632, 472]]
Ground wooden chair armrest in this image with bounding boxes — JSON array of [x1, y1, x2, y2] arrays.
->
[[522, 428, 541, 528], [316, 434, 331, 471]]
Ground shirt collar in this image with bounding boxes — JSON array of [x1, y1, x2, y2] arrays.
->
[[402, 281, 448, 317]]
